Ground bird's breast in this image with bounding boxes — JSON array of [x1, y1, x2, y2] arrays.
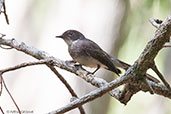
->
[[68, 40, 106, 68]]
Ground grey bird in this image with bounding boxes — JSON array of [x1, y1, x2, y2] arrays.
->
[[55, 30, 160, 83], [56, 30, 122, 75]]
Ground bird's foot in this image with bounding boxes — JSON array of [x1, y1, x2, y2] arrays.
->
[[86, 65, 100, 76]]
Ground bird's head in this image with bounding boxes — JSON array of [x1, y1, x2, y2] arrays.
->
[[56, 30, 85, 46]]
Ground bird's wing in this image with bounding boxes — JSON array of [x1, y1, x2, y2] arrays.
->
[[82, 39, 121, 75]]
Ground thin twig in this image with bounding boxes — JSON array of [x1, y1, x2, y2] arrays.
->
[[0, 74, 2, 96], [151, 63, 171, 91], [0, 33, 6, 37], [47, 65, 86, 114], [0, 106, 5, 114], [2, 0, 9, 24], [1, 75, 21, 114], [149, 18, 163, 28], [0, 59, 51, 74]]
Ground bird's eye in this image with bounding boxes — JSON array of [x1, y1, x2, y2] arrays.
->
[[68, 33, 73, 37]]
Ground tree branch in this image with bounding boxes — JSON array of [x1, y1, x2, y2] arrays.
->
[[49, 14, 171, 113], [151, 62, 171, 91], [47, 65, 86, 114], [0, 59, 51, 74], [48, 72, 133, 114], [0, 60, 86, 114], [1, 0, 9, 24], [149, 18, 163, 28], [0, 75, 2, 96], [0, 37, 124, 100], [0, 106, 5, 114], [48, 71, 171, 114], [0, 74, 21, 114]]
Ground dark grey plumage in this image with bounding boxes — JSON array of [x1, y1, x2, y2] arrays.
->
[[56, 30, 121, 75]]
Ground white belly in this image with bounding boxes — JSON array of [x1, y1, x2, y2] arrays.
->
[[74, 56, 106, 68]]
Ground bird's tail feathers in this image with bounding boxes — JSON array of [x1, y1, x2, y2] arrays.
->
[[109, 55, 160, 83]]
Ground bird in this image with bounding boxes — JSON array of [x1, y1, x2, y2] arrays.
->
[[56, 30, 121, 75], [55, 30, 160, 83]]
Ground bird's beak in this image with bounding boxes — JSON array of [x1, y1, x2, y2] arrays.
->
[[55, 35, 63, 38]]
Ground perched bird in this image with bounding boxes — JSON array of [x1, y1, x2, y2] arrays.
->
[[56, 30, 160, 83], [56, 30, 121, 75]]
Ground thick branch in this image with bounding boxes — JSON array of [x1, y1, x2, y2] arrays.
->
[[48, 69, 171, 114], [136, 15, 171, 75], [48, 72, 133, 114]]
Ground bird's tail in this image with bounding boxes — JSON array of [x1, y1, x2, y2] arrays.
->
[[109, 55, 130, 70], [109, 55, 160, 83]]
